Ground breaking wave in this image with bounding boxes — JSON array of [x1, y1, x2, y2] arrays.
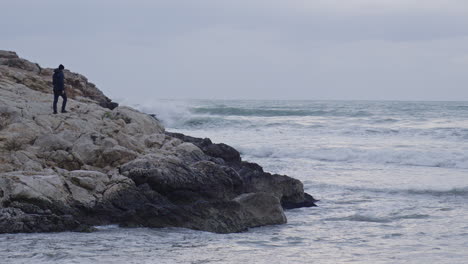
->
[[240, 146, 468, 169], [325, 213, 430, 223], [314, 183, 468, 198], [191, 106, 373, 117], [133, 100, 468, 142]]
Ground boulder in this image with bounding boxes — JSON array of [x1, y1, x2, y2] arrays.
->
[[234, 192, 287, 228], [34, 134, 72, 152], [0, 51, 19, 59]]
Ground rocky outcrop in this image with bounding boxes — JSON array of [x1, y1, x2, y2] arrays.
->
[[166, 132, 318, 209], [0, 50, 118, 110], [0, 50, 317, 234]]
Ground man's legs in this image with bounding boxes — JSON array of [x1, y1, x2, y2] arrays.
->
[[53, 91, 60, 114], [61, 92, 67, 113]]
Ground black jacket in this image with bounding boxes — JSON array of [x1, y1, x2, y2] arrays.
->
[[52, 68, 64, 92]]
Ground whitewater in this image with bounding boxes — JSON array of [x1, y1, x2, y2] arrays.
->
[[1, 100, 467, 263]]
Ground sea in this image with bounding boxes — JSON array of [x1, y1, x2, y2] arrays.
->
[[1, 100, 467, 264]]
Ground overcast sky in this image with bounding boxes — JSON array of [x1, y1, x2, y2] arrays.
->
[[2, 0, 468, 102]]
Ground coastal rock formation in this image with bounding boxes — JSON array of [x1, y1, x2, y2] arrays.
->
[[0, 50, 317, 234], [0, 50, 118, 110]]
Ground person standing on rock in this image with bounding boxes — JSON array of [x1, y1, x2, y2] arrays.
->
[[52, 64, 67, 114]]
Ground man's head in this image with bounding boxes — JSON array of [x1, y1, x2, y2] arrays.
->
[[58, 64, 65, 70]]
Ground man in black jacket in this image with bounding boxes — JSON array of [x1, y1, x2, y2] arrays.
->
[[52, 64, 67, 114]]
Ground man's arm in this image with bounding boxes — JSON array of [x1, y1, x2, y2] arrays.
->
[[59, 71, 65, 92]]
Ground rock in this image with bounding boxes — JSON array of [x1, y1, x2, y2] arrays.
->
[[282, 193, 318, 209], [190, 160, 243, 199], [34, 134, 72, 152], [72, 142, 101, 165], [98, 146, 138, 167], [68, 170, 109, 192], [0, 172, 69, 205], [120, 155, 241, 200], [168, 133, 318, 208], [48, 150, 82, 171], [143, 134, 165, 149], [167, 132, 240, 162], [1, 58, 40, 73], [174, 142, 206, 162], [234, 192, 287, 227], [0, 51, 19, 59], [101, 137, 118, 149], [204, 143, 241, 163], [0, 105, 21, 130], [9, 151, 43, 171], [0, 50, 318, 234], [111, 106, 164, 135], [0, 207, 84, 234], [0, 50, 118, 110]]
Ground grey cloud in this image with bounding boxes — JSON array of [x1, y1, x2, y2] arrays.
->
[[1, 0, 468, 101]]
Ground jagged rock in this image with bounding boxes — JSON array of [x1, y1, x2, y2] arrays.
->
[[120, 155, 240, 200], [0, 51, 19, 59], [0, 50, 317, 234], [174, 142, 206, 162], [167, 132, 318, 208], [0, 207, 85, 233], [234, 192, 287, 227], [204, 143, 241, 163], [1, 58, 40, 73], [167, 132, 241, 162]]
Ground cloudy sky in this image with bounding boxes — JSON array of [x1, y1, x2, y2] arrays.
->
[[2, 0, 468, 102]]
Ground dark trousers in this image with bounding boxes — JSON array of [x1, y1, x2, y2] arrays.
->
[[53, 90, 67, 113]]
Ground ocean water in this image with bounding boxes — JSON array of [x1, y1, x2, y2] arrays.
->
[[1, 100, 468, 264]]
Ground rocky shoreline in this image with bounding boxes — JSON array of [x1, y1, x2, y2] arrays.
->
[[0, 50, 316, 234]]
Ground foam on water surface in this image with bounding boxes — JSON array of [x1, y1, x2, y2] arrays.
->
[[2, 100, 468, 264]]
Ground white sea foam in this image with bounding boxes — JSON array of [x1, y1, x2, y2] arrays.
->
[[131, 99, 195, 128], [239, 145, 468, 169], [314, 183, 468, 198], [94, 225, 120, 230], [2, 100, 468, 264], [325, 213, 431, 223]]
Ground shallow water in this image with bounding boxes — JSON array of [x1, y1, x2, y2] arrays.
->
[[1, 100, 467, 263]]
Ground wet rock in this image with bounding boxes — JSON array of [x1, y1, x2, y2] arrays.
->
[[168, 133, 318, 208], [0, 207, 84, 234], [234, 192, 287, 228], [120, 155, 241, 200], [167, 132, 240, 162]]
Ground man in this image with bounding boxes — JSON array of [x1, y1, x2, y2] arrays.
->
[[52, 64, 67, 114]]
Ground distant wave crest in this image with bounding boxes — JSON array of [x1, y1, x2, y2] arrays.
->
[[325, 213, 430, 223], [241, 146, 468, 169], [192, 106, 372, 117], [315, 183, 468, 198]]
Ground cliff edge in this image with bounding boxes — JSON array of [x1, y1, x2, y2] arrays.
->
[[0, 50, 316, 234]]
